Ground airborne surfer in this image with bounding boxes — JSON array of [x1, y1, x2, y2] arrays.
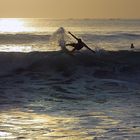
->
[[66, 37, 84, 53], [66, 31, 95, 54]]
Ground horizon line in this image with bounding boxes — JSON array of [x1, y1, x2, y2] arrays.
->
[[0, 18, 140, 20]]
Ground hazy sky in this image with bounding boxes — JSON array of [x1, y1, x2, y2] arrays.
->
[[0, 0, 140, 19]]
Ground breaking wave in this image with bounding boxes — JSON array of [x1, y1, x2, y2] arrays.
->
[[0, 50, 140, 83]]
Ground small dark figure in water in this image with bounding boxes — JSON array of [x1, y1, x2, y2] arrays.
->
[[131, 43, 135, 49], [66, 38, 84, 53]]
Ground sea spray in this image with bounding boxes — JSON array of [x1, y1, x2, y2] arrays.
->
[[49, 27, 75, 51]]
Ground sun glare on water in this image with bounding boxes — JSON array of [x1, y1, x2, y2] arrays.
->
[[0, 19, 26, 33]]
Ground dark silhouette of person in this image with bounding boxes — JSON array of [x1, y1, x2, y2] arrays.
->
[[66, 31, 95, 54], [66, 38, 84, 53], [65, 32, 85, 53], [131, 43, 135, 49]]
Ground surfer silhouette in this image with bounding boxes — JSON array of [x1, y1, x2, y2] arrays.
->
[[131, 43, 135, 49], [66, 31, 95, 54], [66, 32, 84, 53]]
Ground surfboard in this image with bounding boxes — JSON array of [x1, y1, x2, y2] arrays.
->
[[82, 42, 96, 54]]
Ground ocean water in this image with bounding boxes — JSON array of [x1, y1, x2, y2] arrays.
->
[[0, 19, 140, 52], [0, 19, 140, 140]]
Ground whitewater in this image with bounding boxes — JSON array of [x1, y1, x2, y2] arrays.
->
[[0, 19, 140, 140]]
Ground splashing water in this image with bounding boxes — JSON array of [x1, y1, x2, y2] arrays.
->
[[49, 27, 76, 51]]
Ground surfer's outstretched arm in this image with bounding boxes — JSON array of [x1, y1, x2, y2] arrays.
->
[[68, 31, 79, 41]]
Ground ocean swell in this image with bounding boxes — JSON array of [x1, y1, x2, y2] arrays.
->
[[0, 33, 50, 44], [0, 50, 140, 83], [0, 31, 140, 45], [81, 32, 140, 42]]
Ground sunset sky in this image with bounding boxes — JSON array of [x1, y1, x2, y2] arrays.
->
[[0, 0, 140, 19]]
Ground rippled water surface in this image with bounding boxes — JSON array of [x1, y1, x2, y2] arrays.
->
[[0, 19, 140, 139], [0, 59, 140, 139]]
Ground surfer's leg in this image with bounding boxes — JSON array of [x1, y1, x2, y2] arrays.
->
[[65, 43, 77, 53], [66, 43, 76, 47], [70, 48, 76, 53], [65, 44, 71, 46]]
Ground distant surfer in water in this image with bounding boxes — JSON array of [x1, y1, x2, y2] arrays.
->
[[66, 31, 95, 54], [65, 32, 84, 53], [131, 43, 135, 49]]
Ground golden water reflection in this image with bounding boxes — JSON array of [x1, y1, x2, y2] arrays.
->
[[0, 45, 32, 52], [0, 19, 28, 33], [0, 109, 123, 140]]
